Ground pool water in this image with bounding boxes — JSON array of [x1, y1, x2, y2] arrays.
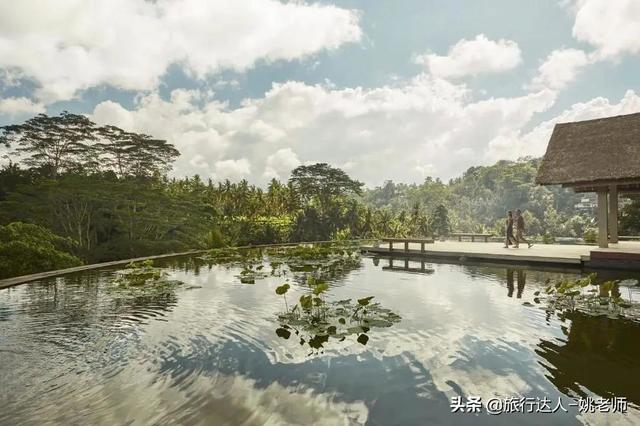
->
[[1, 254, 639, 425]]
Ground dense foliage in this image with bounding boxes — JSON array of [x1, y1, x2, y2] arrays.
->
[[362, 158, 606, 239], [0, 222, 82, 278], [1, 112, 637, 279]]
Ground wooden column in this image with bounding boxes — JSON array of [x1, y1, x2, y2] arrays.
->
[[404, 241, 409, 252], [608, 185, 619, 243], [597, 189, 609, 248]]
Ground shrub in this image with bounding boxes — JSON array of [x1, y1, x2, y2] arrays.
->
[[542, 232, 555, 244], [583, 228, 598, 244], [0, 222, 82, 279]]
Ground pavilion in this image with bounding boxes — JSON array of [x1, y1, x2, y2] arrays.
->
[[536, 112, 640, 248]]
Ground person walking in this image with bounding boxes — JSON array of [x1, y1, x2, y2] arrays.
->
[[504, 211, 517, 248], [514, 209, 533, 248]]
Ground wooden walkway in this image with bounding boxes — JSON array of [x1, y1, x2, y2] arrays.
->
[[362, 241, 640, 270]]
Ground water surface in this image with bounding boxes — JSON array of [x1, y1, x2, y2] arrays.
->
[[1, 254, 639, 425]]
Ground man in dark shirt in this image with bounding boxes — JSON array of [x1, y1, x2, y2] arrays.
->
[[514, 209, 533, 248]]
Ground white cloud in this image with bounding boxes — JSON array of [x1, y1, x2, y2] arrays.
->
[[569, 0, 640, 59], [506, 89, 640, 161], [0, 96, 45, 117], [214, 158, 251, 181], [92, 76, 559, 186], [528, 48, 590, 90], [416, 34, 522, 79], [264, 148, 301, 180], [91, 84, 640, 187], [0, 0, 361, 103]]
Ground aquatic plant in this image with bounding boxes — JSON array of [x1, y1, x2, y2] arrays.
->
[[199, 242, 362, 285], [274, 278, 401, 355], [113, 260, 182, 288], [237, 263, 272, 284], [198, 247, 262, 263], [536, 274, 640, 321]]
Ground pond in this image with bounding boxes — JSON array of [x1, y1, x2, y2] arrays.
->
[[1, 247, 640, 425]]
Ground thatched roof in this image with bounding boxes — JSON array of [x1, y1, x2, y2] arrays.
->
[[536, 112, 640, 187]]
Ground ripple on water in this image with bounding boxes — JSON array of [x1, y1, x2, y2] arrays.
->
[[2, 258, 640, 425]]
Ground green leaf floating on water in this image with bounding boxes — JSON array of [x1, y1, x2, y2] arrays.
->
[[276, 328, 291, 339], [357, 334, 369, 345], [276, 294, 401, 354], [275, 283, 290, 295], [313, 282, 329, 295], [536, 273, 640, 322], [300, 295, 313, 310], [357, 296, 374, 306]]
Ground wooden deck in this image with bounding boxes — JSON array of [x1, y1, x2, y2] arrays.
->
[[362, 241, 640, 270]]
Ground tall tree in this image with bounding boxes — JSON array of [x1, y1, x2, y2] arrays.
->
[[289, 163, 363, 207], [430, 204, 451, 237], [0, 112, 97, 178], [96, 125, 180, 177]]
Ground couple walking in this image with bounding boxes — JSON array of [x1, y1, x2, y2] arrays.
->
[[504, 209, 532, 249]]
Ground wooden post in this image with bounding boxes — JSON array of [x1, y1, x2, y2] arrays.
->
[[389, 241, 393, 252], [471, 235, 475, 242], [404, 241, 409, 252], [420, 242, 425, 253], [404, 259, 409, 269], [597, 189, 609, 248], [609, 185, 619, 243]]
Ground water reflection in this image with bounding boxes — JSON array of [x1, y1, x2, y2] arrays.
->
[[536, 311, 640, 406], [506, 269, 526, 299], [2, 253, 640, 425], [382, 258, 435, 274]]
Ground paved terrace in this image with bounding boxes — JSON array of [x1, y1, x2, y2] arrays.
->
[[362, 241, 640, 269]]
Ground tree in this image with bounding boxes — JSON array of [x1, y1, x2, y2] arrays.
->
[[409, 202, 430, 236], [0, 112, 97, 178], [1, 113, 179, 179], [620, 198, 640, 235], [430, 204, 451, 237], [289, 163, 363, 207]]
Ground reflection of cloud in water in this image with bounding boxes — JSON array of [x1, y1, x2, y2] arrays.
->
[[141, 258, 640, 423], [151, 333, 459, 425], [10, 366, 368, 425], [5, 255, 640, 424], [147, 374, 369, 425], [341, 260, 570, 402]]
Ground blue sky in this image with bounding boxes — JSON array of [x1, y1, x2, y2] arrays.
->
[[1, 0, 639, 186]]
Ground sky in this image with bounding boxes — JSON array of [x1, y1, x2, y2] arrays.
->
[[0, 0, 639, 187]]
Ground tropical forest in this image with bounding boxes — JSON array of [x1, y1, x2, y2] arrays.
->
[[1, 112, 639, 279]]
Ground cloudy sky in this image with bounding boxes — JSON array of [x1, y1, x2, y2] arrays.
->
[[1, 0, 639, 186]]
